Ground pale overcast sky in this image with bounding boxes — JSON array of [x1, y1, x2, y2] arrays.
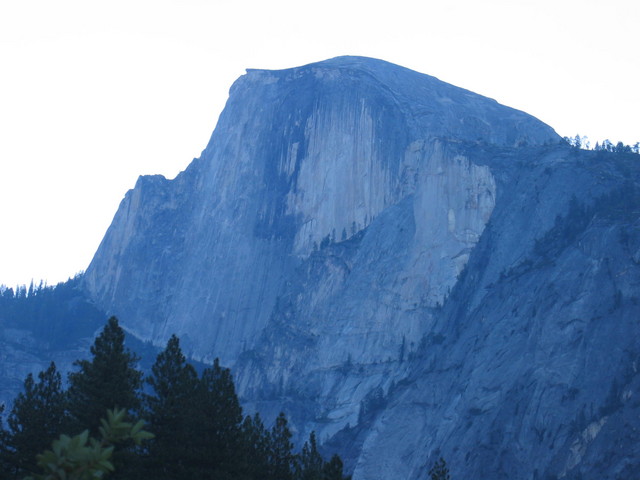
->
[[0, 0, 638, 287]]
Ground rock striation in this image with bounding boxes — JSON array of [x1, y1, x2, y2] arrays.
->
[[84, 56, 556, 363], [81, 56, 640, 479]]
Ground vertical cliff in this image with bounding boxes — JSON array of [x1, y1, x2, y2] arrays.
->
[[83, 57, 640, 478], [85, 56, 556, 364]]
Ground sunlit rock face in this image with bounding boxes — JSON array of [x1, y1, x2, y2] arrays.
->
[[79, 57, 640, 479]]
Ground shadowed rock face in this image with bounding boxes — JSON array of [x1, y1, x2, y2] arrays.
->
[[346, 147, 640, 480], [84, 56, 557, 364], [83, 57, 640, 478]]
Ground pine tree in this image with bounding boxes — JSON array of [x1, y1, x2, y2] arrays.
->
[[242, 413, 271, 480], [323, 454, 350, 480], [194, 358, 246, 479], [297, 431, 323, 480], [4, 362, 68, 478], [143, 334, 198, 480], [67, 317, 143, 435], [0, 404, 8, 474], [66, 317, 143, 480], [269, 412, 295, 480], [429, 457, 451, 480]]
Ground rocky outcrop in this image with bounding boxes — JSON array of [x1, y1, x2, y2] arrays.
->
[[348, 146, 640, 479], [82, 56, 640, 478]]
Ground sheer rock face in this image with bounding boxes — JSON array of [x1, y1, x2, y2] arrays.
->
[[85, 56, 553, 365], [83, 57, 640, 477], [346, 146, 640, 480]]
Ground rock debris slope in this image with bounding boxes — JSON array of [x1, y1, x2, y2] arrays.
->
[[84, 56, 640, 479]]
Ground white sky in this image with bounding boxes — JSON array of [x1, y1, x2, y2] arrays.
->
[[1, 0, 638, 288]]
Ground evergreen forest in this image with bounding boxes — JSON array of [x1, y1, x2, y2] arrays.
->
[[0, 317, 351, 480]]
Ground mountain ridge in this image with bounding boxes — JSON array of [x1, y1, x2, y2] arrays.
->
[[2, 57, 638, 479], [85, 55, 560, 365]]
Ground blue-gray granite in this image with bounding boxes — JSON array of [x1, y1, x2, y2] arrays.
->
[[5, 57, 639, 479]]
